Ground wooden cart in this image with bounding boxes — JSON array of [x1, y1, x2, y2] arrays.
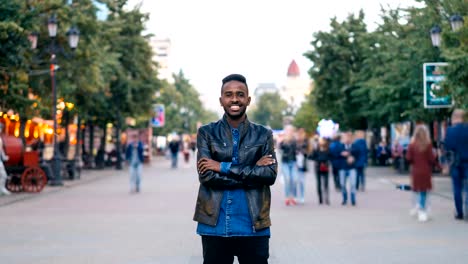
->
[[2, 135, 47, 193]]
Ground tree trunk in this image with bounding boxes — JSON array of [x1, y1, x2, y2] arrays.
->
[[89, 122, 95, 168], [63, 110, 70, 160], [19, 117, 27, 146], [95, 123, 107, 169], [115, 113, 123, 170]]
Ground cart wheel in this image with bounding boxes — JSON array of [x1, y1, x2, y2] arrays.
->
[[6, 174, 23, 193], [21, 167, 47, 193]]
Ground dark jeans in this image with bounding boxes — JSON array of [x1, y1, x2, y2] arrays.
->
[[316, 171, 329, 204], [356, 166, 365, 191], [451, 164, 468, 218], [170, 152, 178, 168], [201, 235, 269, 264], [332, 166, 341, 190]]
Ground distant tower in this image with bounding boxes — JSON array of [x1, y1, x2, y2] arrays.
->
[[281, 60, 312, 113]]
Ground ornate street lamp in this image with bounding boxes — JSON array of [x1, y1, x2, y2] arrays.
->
[[28, 14, 80, 186], [450, 14, 464, 32], [66, 26, 80, 50], [47, 14, 58, 38], [430, 25, 442, 48]]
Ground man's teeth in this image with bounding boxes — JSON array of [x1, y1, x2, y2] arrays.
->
[[230, 106, 240, 110]]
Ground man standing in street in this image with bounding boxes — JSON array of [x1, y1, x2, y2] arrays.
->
[[125, 133, 144, 193], [354, 130, 368, 192], [168, 136, 180, 169], [336, 132, 358, 206], [329, 134, 342, 191], [194, 74, 278, 264], [445, 109, 468, 220]]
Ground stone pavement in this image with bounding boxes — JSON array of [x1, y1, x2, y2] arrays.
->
[[0, 156, 467, 264]]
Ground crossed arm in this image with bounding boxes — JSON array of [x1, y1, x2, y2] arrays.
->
[[196, 129, 277, 189]]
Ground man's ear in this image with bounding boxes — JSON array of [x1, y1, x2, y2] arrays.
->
[[219, 97, 222, 106], [246, 96, 251, 106]]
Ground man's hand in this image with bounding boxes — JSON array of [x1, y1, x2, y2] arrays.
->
[[256, 155, 276, 166], [197, 158, 221, 174]]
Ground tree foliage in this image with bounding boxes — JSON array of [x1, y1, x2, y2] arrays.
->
[[302, 0, 467, 130], [0, 0, 216, 141], [153, 71, 219, 136], [249, 92, 288, 130]]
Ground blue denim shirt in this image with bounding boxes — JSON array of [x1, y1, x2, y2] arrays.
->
[[197, 128, 270, 237]]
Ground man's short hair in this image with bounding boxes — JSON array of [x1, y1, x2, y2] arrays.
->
[[221, 74, 248, 91], [452, 109, 466, 122]]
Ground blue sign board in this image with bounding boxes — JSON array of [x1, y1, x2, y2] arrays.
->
[[423, 62, 453, 108]]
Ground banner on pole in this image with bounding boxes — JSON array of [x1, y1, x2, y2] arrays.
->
[[423, 62, 452, 108], [151, 104, 165, 127]]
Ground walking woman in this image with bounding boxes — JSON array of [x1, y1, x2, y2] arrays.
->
[[295, 128, 309, 204], [311, 137, 332, 205], [280, 125, 297, 206], [406, 125, 435, 222]]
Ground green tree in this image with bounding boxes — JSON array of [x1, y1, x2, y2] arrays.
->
[[303, 11, 370, 130], [293, 96, 320, 133], [153, 71, 219, 136], [249, 92, 288, 129]]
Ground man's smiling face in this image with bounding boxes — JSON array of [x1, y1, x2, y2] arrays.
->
[[219, 80, 251, 120]]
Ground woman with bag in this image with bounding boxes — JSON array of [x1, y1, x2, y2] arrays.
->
[[311, 137, 332, 205], [406, 125, 435, 222]]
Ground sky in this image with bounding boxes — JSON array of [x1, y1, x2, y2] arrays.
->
[[126, 0, 418, 114]]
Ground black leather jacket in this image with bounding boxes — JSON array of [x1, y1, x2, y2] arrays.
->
[[193, 115, 278, 230]]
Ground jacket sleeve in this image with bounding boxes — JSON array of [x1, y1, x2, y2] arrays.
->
[[227, 130, 278, 186], [197, 127, 244, 189]]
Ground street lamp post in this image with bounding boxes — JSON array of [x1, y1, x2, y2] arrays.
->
[[430, 25, 442, 48], [29, 14, 80, 186], [450, 14, 464, 32]]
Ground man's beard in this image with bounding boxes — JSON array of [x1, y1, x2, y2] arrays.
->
[[224, 106, 246, 120]]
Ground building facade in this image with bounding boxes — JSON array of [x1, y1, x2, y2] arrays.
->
[[150, 37, 173, 83]]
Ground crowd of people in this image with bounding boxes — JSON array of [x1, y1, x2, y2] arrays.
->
[[275, 108, 467, 223], [277, 126, 369, 207]]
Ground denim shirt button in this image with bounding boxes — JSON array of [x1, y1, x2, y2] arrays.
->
[[226, 216, 231, 220], [227, 199, 232, 204]]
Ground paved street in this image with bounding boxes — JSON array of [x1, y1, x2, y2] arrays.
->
[[0, 155, 467, 264]]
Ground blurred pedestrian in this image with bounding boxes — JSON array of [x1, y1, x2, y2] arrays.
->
[[444, 109, 468, 220], [190, 136, 197, 154], [354, 130, 368, 191], [125, 133, 144, 193], [194, 74, 277, 263], [406, 125, 435, 222], [376, 140, 390, 166], [338, 132, 358, 206], [329, 134, 342, 191], [168, 136, 180, 168], [310, 137, 332, 205], [0, 123, 11, 196], [280, 125, 298, 206], [183, 137, 190, 164], [392, 140, 405, 173], [295, 128, 309, 204]]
